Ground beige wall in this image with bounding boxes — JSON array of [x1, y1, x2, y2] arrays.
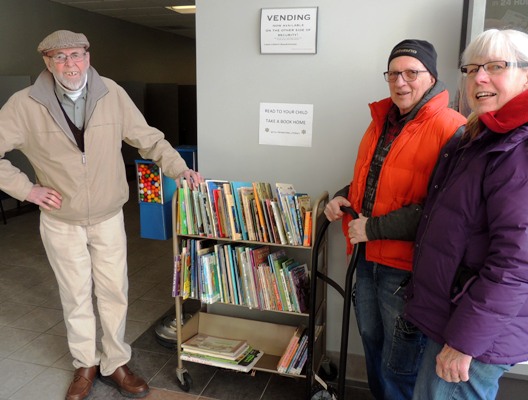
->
[[0, 0, 196, 84]]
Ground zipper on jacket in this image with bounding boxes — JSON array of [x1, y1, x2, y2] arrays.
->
[[82, 153, 86, 164]]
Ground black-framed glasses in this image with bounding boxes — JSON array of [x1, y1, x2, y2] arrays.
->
[[460, 60, 528, 77], [48, 52, 87, 64], [383, 70, 429, 83]]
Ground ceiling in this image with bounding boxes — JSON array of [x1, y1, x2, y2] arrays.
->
[[48, 0, 196, 39]]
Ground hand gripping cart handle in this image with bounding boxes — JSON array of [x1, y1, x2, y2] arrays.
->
[[306, 206, 361, 400]]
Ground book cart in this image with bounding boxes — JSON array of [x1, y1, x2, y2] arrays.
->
[[170, 184, 329, 397]]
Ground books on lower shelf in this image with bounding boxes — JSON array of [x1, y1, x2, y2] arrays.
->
[[182, 333, 249, 360], [173, 242, 311, 313], [181, 333, 263, 373], [175, 178, 313, 247], [277, 325, 323, 375], [277, 325, 305, 373], [181, 347, 263, 373]]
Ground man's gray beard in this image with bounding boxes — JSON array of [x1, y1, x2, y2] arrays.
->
[[55, 72, 87, 91]]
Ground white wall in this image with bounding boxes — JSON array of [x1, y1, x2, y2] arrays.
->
[[195, 0, 465, 365]]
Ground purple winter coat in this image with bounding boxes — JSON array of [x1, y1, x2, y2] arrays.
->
[[404, 123, 528, 365]]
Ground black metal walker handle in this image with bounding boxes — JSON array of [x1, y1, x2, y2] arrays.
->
[[306, 206, 361, 399]]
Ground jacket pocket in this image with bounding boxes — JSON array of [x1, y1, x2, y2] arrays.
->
[[450, 264, 479, 304]]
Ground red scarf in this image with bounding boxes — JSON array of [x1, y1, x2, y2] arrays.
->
[[479, 90, 528, 133]]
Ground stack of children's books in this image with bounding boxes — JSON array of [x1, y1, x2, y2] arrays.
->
[[180, 333, 263, 372]]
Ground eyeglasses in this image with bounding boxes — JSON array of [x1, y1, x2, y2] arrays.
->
[[460, 60, 528, 77], [47, 52, 87, 64], [383, 70, 429, 83]]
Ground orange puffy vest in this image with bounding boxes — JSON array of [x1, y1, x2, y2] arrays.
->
[[342, 91, 466, 271]]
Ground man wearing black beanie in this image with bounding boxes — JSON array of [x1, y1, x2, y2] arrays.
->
[[324, 39, 466, 399], [387, 39, 438, 79]]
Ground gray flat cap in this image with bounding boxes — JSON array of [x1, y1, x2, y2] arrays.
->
[[37, 30, 90, 54]]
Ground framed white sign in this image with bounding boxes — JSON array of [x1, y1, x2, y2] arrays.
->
[[260, 7, 318, 54]]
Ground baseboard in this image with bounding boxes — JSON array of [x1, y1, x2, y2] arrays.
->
[[324, 351, 368, 384]]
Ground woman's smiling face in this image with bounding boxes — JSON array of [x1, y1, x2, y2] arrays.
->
[[464, 57, 528, 116]]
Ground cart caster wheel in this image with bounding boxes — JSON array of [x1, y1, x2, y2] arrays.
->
[[176, 371, 192, 392], [310, 385, 337, 400], [318, 360, 338, 381]]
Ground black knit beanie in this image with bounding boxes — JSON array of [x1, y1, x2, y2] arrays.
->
[[387, 39, 438, 79]]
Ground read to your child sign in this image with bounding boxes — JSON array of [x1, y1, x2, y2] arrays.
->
[[259, 102, 313, 147]]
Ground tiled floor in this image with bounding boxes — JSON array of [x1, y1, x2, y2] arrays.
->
[[0, 191, 374, 400]]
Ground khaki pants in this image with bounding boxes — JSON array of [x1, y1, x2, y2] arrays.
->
[[40, 210, 131, 376]]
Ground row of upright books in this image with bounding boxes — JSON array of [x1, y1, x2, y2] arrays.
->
[[276, 325, 323, 375], [176, 179, 313, 247], [173, 241, 310, 313]]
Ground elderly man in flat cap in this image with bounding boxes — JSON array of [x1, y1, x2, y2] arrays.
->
[[0, 30, 202, 399]]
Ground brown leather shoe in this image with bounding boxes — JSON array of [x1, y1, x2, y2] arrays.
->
[[100, 364, 149, 398], [65, 366, 98, 400]]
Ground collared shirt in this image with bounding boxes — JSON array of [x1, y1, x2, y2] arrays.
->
[[383, 105, 408, 147], [362, 105, 408, 216], [54, 84, 87, 130]]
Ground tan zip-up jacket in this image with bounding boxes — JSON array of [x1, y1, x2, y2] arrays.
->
[[0, 67, 188, 225]]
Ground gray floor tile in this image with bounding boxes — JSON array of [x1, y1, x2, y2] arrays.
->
[[0, 301, 36, 326], [8, 307, 63, 333], [0, 326, 40, 358], [127, 299, 173, 324], [8, 367, 71, 400], [38, 289, 64, 310], [140, 280, 175, 304], [128, 277, 158, 302], [0, 252, 49, 271], [0, 359, 46, 398], [127, 348, 173, 383], [51, 352, 75, 371], [8, 333, 69, 366], [262, 374, 308, 400], [200, 368, 271, 400], [130, 258, 174, 284], [129, 319, 176, 357], [3, 280, 60, 307], [124, 319, 152, 344], [46, 319, 67, 337], [149, 355, 217, 396]]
